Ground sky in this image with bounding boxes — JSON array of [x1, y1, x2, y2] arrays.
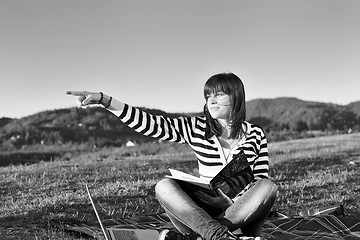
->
[[1, 0, 360, 118]]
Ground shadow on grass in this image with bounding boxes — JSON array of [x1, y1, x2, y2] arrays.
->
[[0, 158, 195, 237], [0, 152, 61, 167], [0, 190, 162, 240], [0, 203, 96, 240]]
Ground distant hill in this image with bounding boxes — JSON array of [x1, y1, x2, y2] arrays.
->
[[0, 107, 186, 150], [0, 117, 14, 128], [0, 98, 359, 150], [348, 101, 360, 118], [246, 97, 360, 132]]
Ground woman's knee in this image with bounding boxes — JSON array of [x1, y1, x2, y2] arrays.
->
[[256, 179, 278, 202], [155, 178, 178, 198]]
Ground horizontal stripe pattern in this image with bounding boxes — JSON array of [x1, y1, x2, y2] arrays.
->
[[114, 104, 270, 193]]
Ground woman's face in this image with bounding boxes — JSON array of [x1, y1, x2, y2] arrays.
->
[[206, 91, 231, 120]]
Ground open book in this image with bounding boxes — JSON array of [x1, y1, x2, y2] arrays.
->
[[166, 150, 252, 198]]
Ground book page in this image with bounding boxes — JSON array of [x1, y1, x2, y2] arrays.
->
[[168, 169, 209, 183], [166, 169, 212, 190]]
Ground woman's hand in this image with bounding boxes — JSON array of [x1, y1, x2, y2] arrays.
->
[[66, 91, 103, 108], [194, 189, 233, 209]]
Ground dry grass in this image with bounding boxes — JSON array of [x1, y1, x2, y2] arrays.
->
[[0, 133, 359, 239]]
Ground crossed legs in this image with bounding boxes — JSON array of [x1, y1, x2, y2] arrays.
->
[[155, 178, 278, 239]]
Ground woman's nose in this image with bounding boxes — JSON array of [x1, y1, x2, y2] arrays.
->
[[208, 97, 217, 104]]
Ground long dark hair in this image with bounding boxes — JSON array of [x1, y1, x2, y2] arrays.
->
[[203, 73, 246, 139]]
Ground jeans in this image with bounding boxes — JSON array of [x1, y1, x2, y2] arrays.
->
[[155, 178, 278, 240]]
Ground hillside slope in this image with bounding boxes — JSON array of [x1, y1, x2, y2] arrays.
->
[[1, 98, 359, 149], [348, 101, 360, 117], [0, 107, 183, 149], [246, 97, 359, 131]]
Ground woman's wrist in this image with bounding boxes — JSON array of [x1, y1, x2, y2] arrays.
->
[[98, 92, 104, 104], [97, 93, 125, 112], [100, 94, 112, 108]]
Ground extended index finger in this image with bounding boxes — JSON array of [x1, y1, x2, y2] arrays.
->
[[66, 90, 87, 96]]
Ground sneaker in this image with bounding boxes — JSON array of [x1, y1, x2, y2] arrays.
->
[[158, 229, 202, 240]]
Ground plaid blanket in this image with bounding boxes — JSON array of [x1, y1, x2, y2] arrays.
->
[[52, 206, 360, 239], [261, 215, 360, 239]]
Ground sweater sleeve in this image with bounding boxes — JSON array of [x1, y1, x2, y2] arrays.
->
[[252, 132, 269, 180], [109, 103, 194, 144]]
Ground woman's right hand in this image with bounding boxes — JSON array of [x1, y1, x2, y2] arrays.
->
[[66, 90, 103, 107]]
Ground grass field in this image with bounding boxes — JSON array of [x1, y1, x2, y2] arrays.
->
[[0, 133, 359, 239]]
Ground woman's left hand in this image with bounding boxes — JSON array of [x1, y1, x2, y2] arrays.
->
[[194, 189, 233, 209]]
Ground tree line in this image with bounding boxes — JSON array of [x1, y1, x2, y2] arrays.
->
[[0, 98, 359, 150]]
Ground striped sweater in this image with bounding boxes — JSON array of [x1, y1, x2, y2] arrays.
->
[[110, 104, 269, 195]]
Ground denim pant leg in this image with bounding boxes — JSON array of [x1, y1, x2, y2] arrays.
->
[[161, 205, 193, 234], [216, 179, 278, 236], [155, 178, 229, 240]]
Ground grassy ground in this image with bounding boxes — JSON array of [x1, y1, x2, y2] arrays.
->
[[0, 133, 359, 239]]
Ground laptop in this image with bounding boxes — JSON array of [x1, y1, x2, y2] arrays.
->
[[85, 184, 160, 240]]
